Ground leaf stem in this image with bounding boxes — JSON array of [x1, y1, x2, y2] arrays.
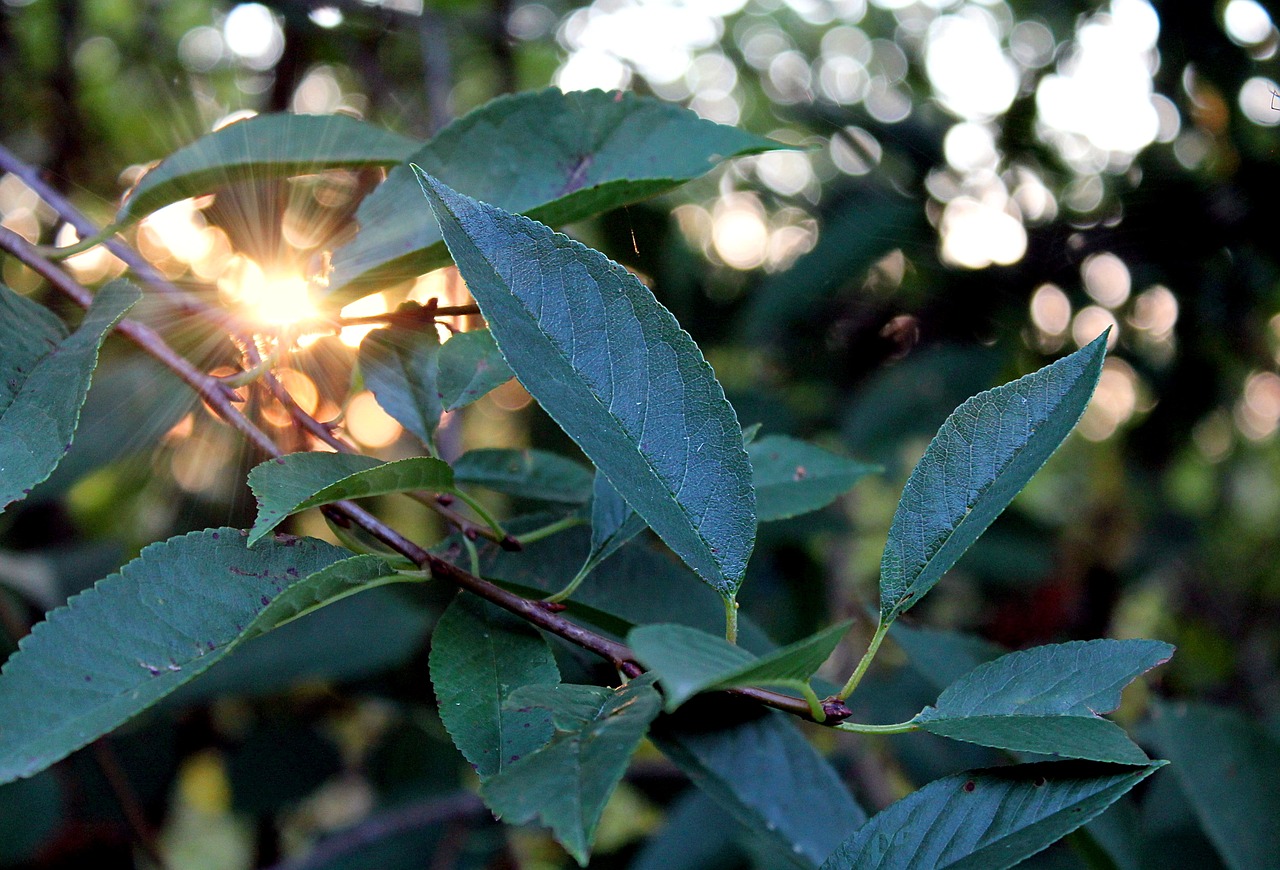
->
[[724, 597, 739, 645], [836, 618, 890, 701], [517, 513, 586, 546], [833, 717, 920, 735], [800, 684, 827, 723], [450, 489, 508, 542], [35, 222, 123, 259]]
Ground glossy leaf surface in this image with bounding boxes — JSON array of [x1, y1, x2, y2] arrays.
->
[[417, 171, 755, 596]]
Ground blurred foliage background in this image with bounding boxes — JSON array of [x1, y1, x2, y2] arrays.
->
[[1, 0, 1278, 867]]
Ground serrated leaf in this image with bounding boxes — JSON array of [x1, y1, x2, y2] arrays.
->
[[630, 622, 850, 712], [328, 88, 785, 302], [653, 709, 866, 869], [481, 674, 661, 865], [575, 472, 647, 581], [429, 593, 559, 780], [880, 334, 1108, 623], [358, 319, 443, 446], [451, 448, 592, 504], [0, 529, 396, 784], [1, 281, 138, 512], [916, 639, 1173, 764], [438, 329, 514, 411], [247, 453, 454, 545], [820, 761, 1165, 870], [749, 435, 879, 522], [416, 171, 755, 598], [1149, 701, 1280, 870], [117, 113, 420, 222]]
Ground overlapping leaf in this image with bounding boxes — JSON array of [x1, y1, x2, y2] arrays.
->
[[574, 472, 647, 582], [820, 761, 1164, 870], [429, 593, 560, 779], [328, 88, 785, 301], [451, 448, 593, 504], [482, 675, 662, 865], [358, 320, 444, 446], [880, 333, 1108, 623], [748, 435, 878, 521], [416, 171, 756, 597], [1, 281, 138, 512], [117, 113, 420, 222], [630, 621, 849, 711], [247, 453, 453, 545], [915, 639, 1173, 764], [0, 529, 396, 784], [438, 329, 513, 410]]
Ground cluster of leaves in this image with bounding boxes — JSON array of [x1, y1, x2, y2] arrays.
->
[[1, 88, 1248, 869]]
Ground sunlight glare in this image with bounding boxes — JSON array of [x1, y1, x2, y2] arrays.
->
[[219, 255, 320, 328], [339, 293, 389, 347]]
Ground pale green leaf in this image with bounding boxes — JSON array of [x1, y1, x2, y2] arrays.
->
[[416, 171, 755, 597], [749, 435, 878, 521], [358, 319, 443, 446], [247, 453, 454, 545], [1, 281, 138, 512], [438, 329, 513, 411], [429, 593, 560, 780], [630, 621, 850, 711], [451, 448, 592, 504], [880, 334, 1108, 622], [820, 761, 1165, 870], [0, 529, 395, 784], [118, 113, 420, 222], [916, 639, 1173, 764], [481, 675, 662, 865], [328, 88, 785, 302]]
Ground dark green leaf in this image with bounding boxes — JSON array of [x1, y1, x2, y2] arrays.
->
[[1, 280, 138, 512], [749, 435, 878, 521], [0, 768, 61, 864], [358, 320, 443, 446], [889, 623, 1005, 692], [653, 709, 866, 868], [481, 674, 662, 865], [429, 592, 560, 780], [820, 761, 1164, 870], [916, 639, 1173, 764], [417, 171, 755, 597], [451, 448, 592, 504], [118, 113, 420, 222], [631, 789, 746, 870], [0, 529, 396, 784], [247, 453, 454, 545], [576, 472, 647, 580], [438, 329, 513, 411], [880, 334, 1108, 623], [328, 88, 785, 301], [630, 621, 849, 711], [1149, 701, 1280, 870]]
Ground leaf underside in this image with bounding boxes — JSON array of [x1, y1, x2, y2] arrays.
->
[[437, 329, 514, 411], [358, 320, 444, 446]]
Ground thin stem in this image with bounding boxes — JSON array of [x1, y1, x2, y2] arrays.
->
[[35, 222, 122, 259], [544, 563, 590, 605], [800, 684, 826, 723], [450, 489, 508, 541], [833, 717, 920, 736], [332, 303, 481, 326], [836, 618, 890, 701], [724, 597, 739, 644], [519, 513, 586, 547]]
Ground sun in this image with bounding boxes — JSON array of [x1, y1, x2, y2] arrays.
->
[[218, 255, 320, 329]]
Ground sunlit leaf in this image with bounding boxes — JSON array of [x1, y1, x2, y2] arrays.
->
[[880, 334, 1107, 623], [451, 448, 592, 504], [417, 171, 755, 597], [748, 435, 878, 521], [1, 281, 138, 512], [118, 113, 420, 222], [820, 761, 1165, 870], [429, 593, 560, 779], [0, 530, 396, 784], [438, 329, 513, 411], [358, 319, 443, 446], [328, 88, 785, 301], [481, 675, 662, 865], [247, 453, 454, 545], [1149, 701, 1280, 870], [915, 639, 1172, 764]]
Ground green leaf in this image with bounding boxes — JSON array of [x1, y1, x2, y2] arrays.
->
[[749, 435, 879, 521], [0, 529, 397, 784], [481, 675, 662, 865], [358, 319, 443, 446], [1149, 701, 1280, 870], [880, 334, 1108, 623], [117, 113, 420, 222], [915, 639, 1173, 764], [438, 329, 513, 411], [451, 448, 592, 504], [889, 623, 1005, 692], [429, 592, 560, 780], [577, 472, 647, 580], [1, 281, 138, 512], [327, 88, 785, 302], [652, 709, 866, 868], [630, 621, 850, 711], [820, 761, 1165, 870], [247, 453, 454, 545], [416, 171, 756, 598]]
